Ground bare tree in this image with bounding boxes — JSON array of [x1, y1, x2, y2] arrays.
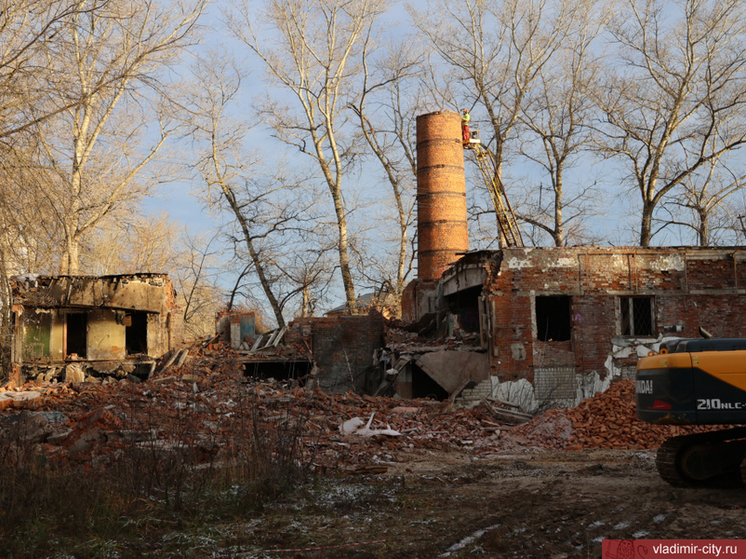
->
[[595, 0, 746, 246], [226, 0, 388, 314], [411, 0, 584, 242], [658, 158, 746, 246], [350, 41, 420, 308], [29, 0, 205, 274], [82, 212, 186, 275], [173, 232, 225, 339], [187, 51, 333, 327], [0, 147, 63, 275], [0, 0, 96, 141], [0, 144, 66, 377], [515, 1, 606, 246]]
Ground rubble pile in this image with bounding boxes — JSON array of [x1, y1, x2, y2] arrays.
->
[[1, 359, 725, 470], [564, 379, 724, 450], [0, 351, 507, 473], [507, 409, 574, 449], [384, 318, 483, 352], [510, 380, 722, 451]]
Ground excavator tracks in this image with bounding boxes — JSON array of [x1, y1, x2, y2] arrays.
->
[[656, 428, 746, 488]]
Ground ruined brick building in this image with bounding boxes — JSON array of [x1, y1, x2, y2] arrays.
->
[[7, 112, 742, 408], [394, 110, 746, 409], [10, 274, 183, 383], [8, 273, 384, 392]]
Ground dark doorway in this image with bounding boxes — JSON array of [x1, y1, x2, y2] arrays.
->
[[126, 311, 149, 355], [66, 313, 87, 358], [535, 295, 572, 342], [411, 364, 449, 400]]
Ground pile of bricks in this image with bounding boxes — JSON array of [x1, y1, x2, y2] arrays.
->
[[512, 379, 722, 451], [0, 353, 509, 472], [565, 379, 724, 450], [2, 359, 727, 469]]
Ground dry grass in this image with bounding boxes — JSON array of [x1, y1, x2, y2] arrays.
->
[[0, 390, 317, 557]]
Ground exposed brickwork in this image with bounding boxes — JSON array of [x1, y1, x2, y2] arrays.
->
[[289, 314, 384, 393], [481, 247, 746, 382], [570, 295, 616, 374], [687, 255, 736, 291], [416, 111, 469, 280], [400, 279, 437, 323]]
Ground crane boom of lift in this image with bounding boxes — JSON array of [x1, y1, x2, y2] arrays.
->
[[463, 130, 523, 248]]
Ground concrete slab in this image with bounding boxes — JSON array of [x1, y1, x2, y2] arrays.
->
[[416, 350, 490, 394]]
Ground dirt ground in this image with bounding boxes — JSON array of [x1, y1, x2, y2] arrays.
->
[[231, 447, 746, 559], [3, 364, 744, 558]]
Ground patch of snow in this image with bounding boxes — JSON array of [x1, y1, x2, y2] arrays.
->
[[438, 524, 501, 557]]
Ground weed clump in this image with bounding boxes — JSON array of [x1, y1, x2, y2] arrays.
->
[[0, 385, 317, 557]]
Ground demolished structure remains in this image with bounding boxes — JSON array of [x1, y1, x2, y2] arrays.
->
[[5, 112, 743, 411], [388, 110, 746, 410], [210, 308, 384, 395], [9, 274, 183, 384]]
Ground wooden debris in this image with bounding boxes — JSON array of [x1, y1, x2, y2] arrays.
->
[[481, 400, 531, 424]]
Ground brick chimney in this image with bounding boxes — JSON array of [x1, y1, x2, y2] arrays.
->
[[416, 110, 469, 280]]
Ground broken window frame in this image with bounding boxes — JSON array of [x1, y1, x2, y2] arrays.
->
[[620, 296, 655, 337]]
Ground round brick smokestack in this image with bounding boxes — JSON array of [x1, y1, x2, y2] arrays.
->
[[416, 110, 469, 280]]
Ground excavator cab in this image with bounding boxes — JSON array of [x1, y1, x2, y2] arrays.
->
[[636, 339, 746, 487]]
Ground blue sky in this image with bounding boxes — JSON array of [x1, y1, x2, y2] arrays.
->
[[138, 0, 746, 318]]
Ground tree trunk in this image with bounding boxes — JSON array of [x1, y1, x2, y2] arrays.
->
[[220, 184, 286, 328], [698, 208, 709, 247], [330, 187, 357, 315], [62, 230, 81, 274], [553, 168, 564, 247], [640, 205, 653, 247]]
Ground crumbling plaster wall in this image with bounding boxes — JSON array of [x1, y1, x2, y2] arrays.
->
[[87, 309, 126, 360], [484, 247, 746, 385], [38, 275, 169, 312]]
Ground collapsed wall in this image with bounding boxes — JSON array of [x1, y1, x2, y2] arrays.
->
[[287, 314, 384, 394]]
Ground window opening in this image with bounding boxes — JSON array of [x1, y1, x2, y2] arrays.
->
[[444, 285, 482, 333], [535, 295, 572, 342], [66, 312, 87, 358], [621, 296, 654, 336], [126, 311, 149, 355]]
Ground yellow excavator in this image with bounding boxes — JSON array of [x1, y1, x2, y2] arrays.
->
[[636, 338, 746, 487]]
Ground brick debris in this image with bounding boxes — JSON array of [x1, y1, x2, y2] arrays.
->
[[0, 352, 721, 472]]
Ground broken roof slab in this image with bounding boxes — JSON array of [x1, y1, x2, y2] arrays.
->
[[11, 274, 173, 313]]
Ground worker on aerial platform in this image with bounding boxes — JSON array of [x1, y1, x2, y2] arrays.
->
[[461, 109, 471, 144]]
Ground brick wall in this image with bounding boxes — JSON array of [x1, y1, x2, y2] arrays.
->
[[482, 247, 746, 382], [289, 314, 384, 393], [400, 279, 438, 323]]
